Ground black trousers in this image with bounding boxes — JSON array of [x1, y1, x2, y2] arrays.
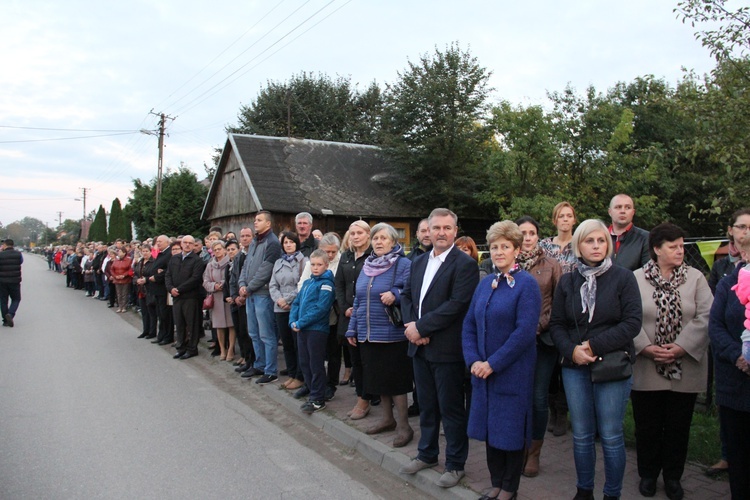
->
[[720, 405, 750, 500], [486, 444, 523, 492], [631, 390, 697, 481], [276, 311, 301, 380], [232, 304, 253, 364], [326, 325, 341, 391], [155, 295, 173, 342], [139, 296, 157, 337], [172, 297, 202, 355]]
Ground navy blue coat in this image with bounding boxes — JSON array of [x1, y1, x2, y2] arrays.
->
[[463, 271, 541, 450], [709, 264, 750, 412]]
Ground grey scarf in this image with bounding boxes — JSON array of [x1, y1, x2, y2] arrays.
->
[[576, 257, 613, 322]]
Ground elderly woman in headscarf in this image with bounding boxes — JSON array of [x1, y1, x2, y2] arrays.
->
[[346, 223, 413, 447]]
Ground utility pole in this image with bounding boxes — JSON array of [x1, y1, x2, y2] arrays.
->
[[57, 212, 63, 227], [142, 110, 175, 219], [80, 187, 88, 221]]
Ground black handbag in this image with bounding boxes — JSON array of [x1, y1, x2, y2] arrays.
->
[[569, 275, 632, 383], [589, 350, 632, 383], [384, 256, 404, 327]]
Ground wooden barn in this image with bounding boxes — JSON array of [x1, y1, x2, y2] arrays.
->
[[201, 134, 427, 248]]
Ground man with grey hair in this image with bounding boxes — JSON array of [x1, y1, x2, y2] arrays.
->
[[608, 193, 649, 271], [165, 235, 205, 359], [399, 208, 479, 488], [296, 212, 318, 258], [150, 234, 174, 344]]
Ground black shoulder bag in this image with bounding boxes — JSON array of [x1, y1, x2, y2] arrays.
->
[[384, 257, 404, 327], [570, 273, 632, 383]]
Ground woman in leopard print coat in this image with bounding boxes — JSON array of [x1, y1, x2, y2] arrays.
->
[[632, 223, 713, 499]]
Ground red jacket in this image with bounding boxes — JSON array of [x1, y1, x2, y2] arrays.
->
[[109, 257, 133, 284]]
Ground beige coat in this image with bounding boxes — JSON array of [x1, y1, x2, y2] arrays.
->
[[632, 266, 713, 393]]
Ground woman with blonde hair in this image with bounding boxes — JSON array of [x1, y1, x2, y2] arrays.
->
[[550, 219, 642, 500], [336, 220, 375, 418]]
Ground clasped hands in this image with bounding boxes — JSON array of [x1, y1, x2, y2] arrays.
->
[[737, 356, 750, 375], [404, 321, 430, 346], [572, 341, 597, 366], [642, 343, 686, 365], [471, 361, 493, 379]]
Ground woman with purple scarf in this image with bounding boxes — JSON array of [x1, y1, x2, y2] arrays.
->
[[346, 223, 413, 448]]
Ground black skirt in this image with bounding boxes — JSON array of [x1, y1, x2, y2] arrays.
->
[[360, 340, 413, 396]]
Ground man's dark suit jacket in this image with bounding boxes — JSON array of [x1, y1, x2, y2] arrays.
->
[[401, 245, 480, 363], [165, 252, 204, 301], [146, 248, 172, 297]]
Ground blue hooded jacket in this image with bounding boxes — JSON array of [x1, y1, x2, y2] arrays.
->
[[289, 269, 335, 333]]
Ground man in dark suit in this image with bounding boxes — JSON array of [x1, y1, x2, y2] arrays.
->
[[149, 235, 174, 344], [165, 235, 205, 360], [398, 208, 479, 488]]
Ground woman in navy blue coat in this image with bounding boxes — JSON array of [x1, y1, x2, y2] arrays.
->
[[709, 253, 750, 499], [463, 221, 542, 500]]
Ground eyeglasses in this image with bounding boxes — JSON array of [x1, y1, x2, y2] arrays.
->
[[733, 224, 750, 232]]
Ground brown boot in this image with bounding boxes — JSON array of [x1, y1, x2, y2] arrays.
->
[[522, 440, 543, 477], [553, 411, 568, 437]]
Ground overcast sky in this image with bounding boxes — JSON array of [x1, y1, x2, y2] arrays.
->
[[0, 0, 717, 231]]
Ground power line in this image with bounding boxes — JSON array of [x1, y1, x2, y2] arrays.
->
[[169, 0, 336, 116], [164, 0, 313, 114], [0, 131, 139, 144], [152, 0, 290, 111], [0, 125, 139, 132], [175, 0, 350, 117]]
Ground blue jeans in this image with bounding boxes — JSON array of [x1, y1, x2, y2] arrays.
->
[[532, 344, 559, 440], [413, 354, 468, 471], [562, 366, 632, 497], [245, 294, 277, 375]]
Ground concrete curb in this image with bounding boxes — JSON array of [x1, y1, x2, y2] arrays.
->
[[257, 381, 477, 500]]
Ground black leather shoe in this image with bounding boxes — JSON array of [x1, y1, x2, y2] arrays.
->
[[173, 352, 186, 359], [235, 363, 250, 373], [137, 333, 149, 339], [145, 335, 156, 339], [151, 338, 162, 344], [158, 340, 171, 346], [241, 367, 263, 378], [664, 479, 683, 500], [179, 352, 198, 360], [573, 488, 594, 500], [639, 477, 657, 497], [293, 386, 310, 399]]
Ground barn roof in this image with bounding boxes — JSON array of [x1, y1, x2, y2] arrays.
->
[[202, 134, 423, 220]]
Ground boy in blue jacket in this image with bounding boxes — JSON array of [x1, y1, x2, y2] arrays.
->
[[290, 249, 336, 413]]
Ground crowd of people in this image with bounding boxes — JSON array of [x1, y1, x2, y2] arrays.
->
[[41, 197, 750, 500]]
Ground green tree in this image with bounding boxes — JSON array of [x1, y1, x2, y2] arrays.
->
[[108, 198, 128, 241], [676, 0, 750, 69], [381, 42, 494, 215], [58, 219, 81, 245], [125, 167, 209, 238], [227, 72, 383, 144], [124, 178, 156, 239], [88, 205, 108, 242], [483, 101, 559, 232]]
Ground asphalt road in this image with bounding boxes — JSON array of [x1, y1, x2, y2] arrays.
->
[[0, 255, 424, 500]]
